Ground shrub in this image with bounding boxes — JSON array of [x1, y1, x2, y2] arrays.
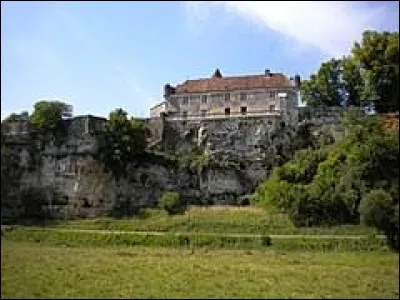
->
[[359, 189, 398, 251], [359, 189, 393, 229], [158, 191, 184, 215]]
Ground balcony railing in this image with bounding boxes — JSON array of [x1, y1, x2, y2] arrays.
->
[[165, 109, 283, 121]]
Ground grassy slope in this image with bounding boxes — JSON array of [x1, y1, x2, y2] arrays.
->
[[2, 241, 398, 299], [49, 206, 377, 235]]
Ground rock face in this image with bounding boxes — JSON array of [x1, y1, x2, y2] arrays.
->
[[1, 109, 343, 220]]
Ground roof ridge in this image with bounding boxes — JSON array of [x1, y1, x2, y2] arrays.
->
[[183, 73, 287, 82]]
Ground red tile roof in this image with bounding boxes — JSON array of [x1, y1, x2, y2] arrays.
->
[[174, 73, 294, 94]]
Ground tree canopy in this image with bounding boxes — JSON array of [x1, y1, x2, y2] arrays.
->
[[301, 30, 399, 112], [100, 108, 149, 177], [28, 100, 72, 141]]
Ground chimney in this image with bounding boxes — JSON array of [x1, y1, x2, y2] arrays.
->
[[212, 68, 222, 78], [265, 69, 271, 76], [164, 84, 175, 98], [294, 74, 301, 88]]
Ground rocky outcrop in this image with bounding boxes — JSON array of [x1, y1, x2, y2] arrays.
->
[[1, 109, 343, 220]]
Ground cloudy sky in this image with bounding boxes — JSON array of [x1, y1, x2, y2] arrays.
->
[[1, 1, 399, 119]]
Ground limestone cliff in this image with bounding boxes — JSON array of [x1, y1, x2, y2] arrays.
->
[[1, 108, 342, 220]]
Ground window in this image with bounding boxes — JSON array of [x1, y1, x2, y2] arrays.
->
[[241, 106, 247, 115], [191, 95, 200, 102], [269, 105, 275, 111], [225, 108, 230, 115], [182, 111, 188, 118], [182, 97, 189, 105], [269, 91, 275, 98], [201, 95, 208, 104], [240, 93, 247, 101], [201, 110, 207, 117], [211, 93, 221, 100], [225, 93, 230, 102]]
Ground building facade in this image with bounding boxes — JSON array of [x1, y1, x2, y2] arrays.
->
[[150, 69, 301, 120]]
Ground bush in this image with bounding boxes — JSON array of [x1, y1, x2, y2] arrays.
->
[[359, 189, 393, 229], [158, 191, 184, 215], [255, 112, 399, 231], [359, 189, 398, 251]]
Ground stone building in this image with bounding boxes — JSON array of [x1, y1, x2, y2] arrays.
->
[[150, 69, 301, 121]]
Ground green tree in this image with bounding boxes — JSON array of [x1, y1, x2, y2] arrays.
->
[[352, 30, 399, 112], [29, 100, 72, 144], [341, 56, 363, 107], [301, 30, 399, 111], [158, 191, 184, 215], [300, 58, 344, 107], [255, 108, 399, 228], [100, 108, 149, 177]]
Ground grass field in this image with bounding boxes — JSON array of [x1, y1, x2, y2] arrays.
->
[[1, 241, 398, 299], [1, 206, 396, 298], [45, 206, 377, 235]]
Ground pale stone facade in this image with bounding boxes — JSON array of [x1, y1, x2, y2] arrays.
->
[[150, 69, 300, 121]]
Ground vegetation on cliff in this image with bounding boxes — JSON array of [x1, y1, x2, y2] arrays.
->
[[98, 108, 149, 178], [255, 108, 399, 250]]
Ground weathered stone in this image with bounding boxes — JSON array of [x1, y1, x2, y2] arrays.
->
[[1, 109, 344, 220]]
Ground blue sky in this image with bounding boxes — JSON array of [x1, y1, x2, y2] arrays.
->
[[1, 1, 399, 120]]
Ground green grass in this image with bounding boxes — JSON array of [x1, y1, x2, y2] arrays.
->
[[2, 227, 270, 250], [2, 227, 388, 252], [2, 240, 398, 299], [46, 206, 377, 235]]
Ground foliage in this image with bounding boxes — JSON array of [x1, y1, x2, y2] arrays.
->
[[176, 147, 213, 174], [158, 191, 184, 215], [301, 30, 399, 112], [359, 189, 398, 251], [255, 110, 399, 235], [300, 58, 345, 107], [352, 30, 399, 112], [1, 227, 387, 252], [359, 189, 393, 228], [50, 206, 376, 235], [28, 101, 71, 144], [99, 108, 149, 177]]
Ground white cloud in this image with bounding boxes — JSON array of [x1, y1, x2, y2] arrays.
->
[[186, 1, 397, 57]]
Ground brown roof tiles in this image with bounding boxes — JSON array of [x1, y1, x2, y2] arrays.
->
[[174, 73, 294, 94]]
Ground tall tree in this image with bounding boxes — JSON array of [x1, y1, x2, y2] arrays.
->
[[100, 108, 148, 177], [300, 58, 344, 107], [341, 56, 363, 107], [301, 30, 399, 111], [352, 31, 399, 112]]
